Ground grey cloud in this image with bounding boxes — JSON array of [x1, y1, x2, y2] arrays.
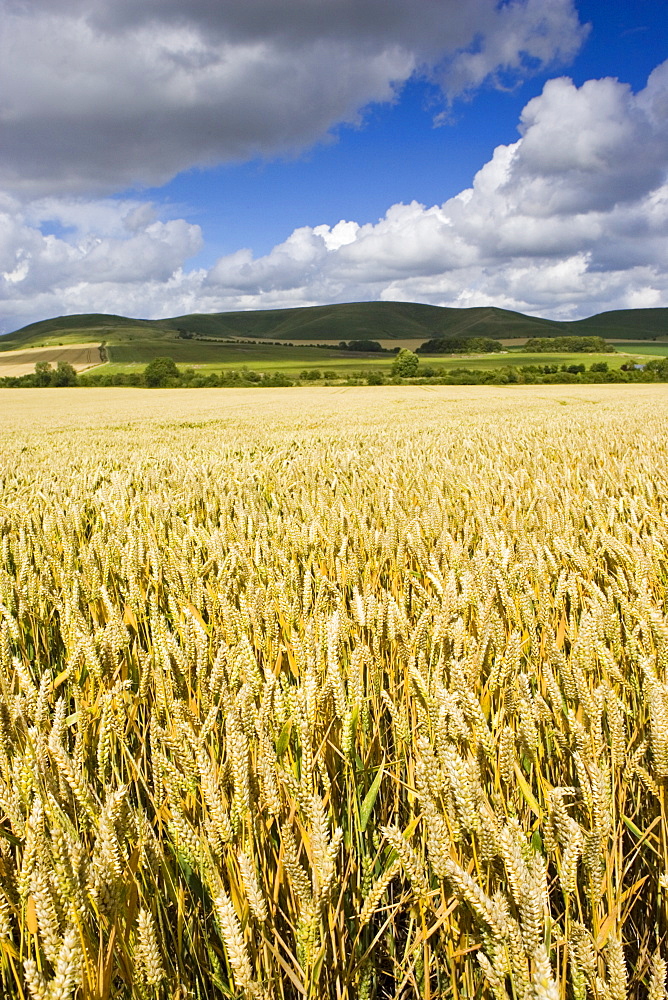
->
[[0, 0, 586, 196], [86, 0, 520, 56]]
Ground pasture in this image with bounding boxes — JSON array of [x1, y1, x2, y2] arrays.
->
[[99, 345, 650, 380], [606, 341, 668, 356]]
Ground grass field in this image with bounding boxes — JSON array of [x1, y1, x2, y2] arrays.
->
[[606, 341, 668, 355], [1, 384, 668, 999], [106, 339, 344, 367], [97, 346, 650, 379], [224, 336, 435, 351], [429, 349, 632, 370]]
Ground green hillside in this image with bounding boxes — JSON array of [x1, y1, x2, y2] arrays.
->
[[0, 301, 569, 351], [2, 303, 667, 357], [570, 308, 668, 340], [421, 305, 564, 341], [160, 302, 570, 341], [0, 313, 160, 350], [161, 302, 466, 340]]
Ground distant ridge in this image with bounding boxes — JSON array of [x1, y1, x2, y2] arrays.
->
[[569, 308, 668, 340], [2, 302, 667, 349]]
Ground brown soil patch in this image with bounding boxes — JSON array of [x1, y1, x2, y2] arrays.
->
[[0, 343, 103, 377]]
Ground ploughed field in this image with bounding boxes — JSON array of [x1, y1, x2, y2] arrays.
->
[[0, 342, 102, 377], [2, 385, 668, 1000]]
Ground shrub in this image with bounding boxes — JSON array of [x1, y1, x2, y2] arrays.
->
[[391, 349, 419, 378], [143, 356, 181, 387]]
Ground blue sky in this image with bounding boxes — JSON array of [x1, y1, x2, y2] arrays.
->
[[143, 0, 668, 262], [1, 0, 667, 331]]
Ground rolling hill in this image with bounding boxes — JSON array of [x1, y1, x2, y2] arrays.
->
[[569, 308, 668, 340], [159, 302, 568, 342], [1, 302, 666, 354]]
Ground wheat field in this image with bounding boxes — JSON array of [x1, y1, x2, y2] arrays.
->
[[1, 384, 668, 1000]]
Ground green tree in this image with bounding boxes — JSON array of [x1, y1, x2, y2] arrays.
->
[[34, 361, 53, 386], [51, 361, 78, 386], [658, 358, 668, 377], [524, 336, 614, 353], [143, 356, 181, 387], [344, 339, 383, 352], [391, 349, 419, 378], [418, 336, 502, 354]]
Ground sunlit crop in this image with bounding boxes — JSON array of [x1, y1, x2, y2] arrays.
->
[[1, 385, 667, 1000]]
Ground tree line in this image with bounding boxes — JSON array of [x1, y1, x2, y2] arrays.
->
[[1, 351, 665, 389]]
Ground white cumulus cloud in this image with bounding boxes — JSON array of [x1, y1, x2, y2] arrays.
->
[[1, 60, 668, 332], [196, 60, 668, 318]]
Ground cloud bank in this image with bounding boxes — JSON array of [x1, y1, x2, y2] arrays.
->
[[0, 0, 586, 196], [2, 60, 667, 332]]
